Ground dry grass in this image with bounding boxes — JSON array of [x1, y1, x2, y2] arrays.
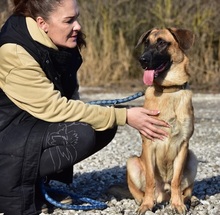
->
[[1, 0, 219, 92]]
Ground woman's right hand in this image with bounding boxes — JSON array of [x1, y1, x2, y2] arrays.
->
[[126, 107, 170, 140]]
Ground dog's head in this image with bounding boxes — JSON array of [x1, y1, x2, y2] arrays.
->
[[136, 28, 195, 86]]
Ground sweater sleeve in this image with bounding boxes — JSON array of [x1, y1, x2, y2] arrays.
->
[[0, 44, 127, 131]]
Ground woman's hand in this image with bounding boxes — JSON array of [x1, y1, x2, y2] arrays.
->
[[126, 107, 170, 140]]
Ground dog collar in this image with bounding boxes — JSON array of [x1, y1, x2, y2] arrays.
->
[[153, 82, 189, 93]]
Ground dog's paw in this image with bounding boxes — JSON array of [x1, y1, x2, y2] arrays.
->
[[138, 202, 154, 215], [189, 195, 200, 208], [137, 206, 149, 215], [171, 202, 187, 214]]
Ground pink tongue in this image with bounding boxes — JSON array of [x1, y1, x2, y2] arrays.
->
[[143, 70, 155, 85]]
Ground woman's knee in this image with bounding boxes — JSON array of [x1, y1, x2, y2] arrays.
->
[[73, 122, 96, 149], [43, 122, 95, 149], [95, 126, 118, 145], [39, 122, 96, 176]]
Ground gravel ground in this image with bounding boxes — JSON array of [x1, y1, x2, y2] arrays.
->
[[45, 89, 220, 215]]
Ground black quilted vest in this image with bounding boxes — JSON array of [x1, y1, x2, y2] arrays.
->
[[0, 15, 82, 215]]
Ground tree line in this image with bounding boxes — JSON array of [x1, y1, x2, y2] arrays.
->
[[77, 0, 220, 92], [1, 0, 219, 92]]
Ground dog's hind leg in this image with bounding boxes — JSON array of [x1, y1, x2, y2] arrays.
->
[[182, 184, 194, 203]]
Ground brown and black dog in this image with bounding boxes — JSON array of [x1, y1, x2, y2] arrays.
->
[[127, 28, 198, 214]]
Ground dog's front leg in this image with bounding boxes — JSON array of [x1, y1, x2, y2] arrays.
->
[[170, 141, 188, 214], [138, 142, 155, 215]]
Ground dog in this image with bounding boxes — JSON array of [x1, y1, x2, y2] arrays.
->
[[126, 28, 198, 214]]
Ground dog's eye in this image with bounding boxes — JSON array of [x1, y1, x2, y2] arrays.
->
[[156, 38, 169, 51], [157, 38, 167, 46]]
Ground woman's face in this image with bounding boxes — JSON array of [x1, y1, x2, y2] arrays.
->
[[37, 0, 81, 48]]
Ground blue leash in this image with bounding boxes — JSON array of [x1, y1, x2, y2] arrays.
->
[[41, 91, 145, 211], [40, 180, 107, 210], [87, 91, 145, 105]]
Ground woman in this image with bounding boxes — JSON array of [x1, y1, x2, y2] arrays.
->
[[0, 0, 169, 214]]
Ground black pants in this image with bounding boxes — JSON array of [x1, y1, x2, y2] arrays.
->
[[39, 122, 117, 183]]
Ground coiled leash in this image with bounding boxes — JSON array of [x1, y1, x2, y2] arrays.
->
[[41, 91, 145, 211], [87, 90, 145, 105], [40, 180, 107, 210]]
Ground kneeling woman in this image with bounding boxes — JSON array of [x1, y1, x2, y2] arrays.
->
[[0, 0, 168, 214]]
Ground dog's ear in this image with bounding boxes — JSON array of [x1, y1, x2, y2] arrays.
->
[[135, 29, 154, 48], [168, 28, 195, 50]]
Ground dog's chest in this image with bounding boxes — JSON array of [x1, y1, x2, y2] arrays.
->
[[143, 89, 194, 147], [144, 90, 178, 121], [144, 88, 193, 126], [142, 88, 194, 180]]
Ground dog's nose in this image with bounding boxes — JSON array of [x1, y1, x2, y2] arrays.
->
[[139, 54, 150, 68], [139, 53, 151, 63], [139, 55, 147, 63]]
